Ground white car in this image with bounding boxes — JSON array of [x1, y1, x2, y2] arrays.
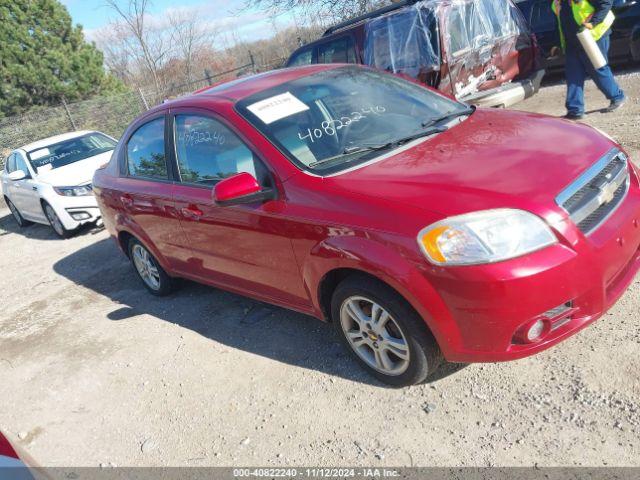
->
[[1, 130, 117, 238]]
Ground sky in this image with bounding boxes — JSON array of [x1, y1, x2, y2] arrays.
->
[[59, 0, 291, 43]]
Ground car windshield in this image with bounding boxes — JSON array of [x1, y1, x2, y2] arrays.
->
[[236, 67, 470, 174], [26, 132, 117, 173]]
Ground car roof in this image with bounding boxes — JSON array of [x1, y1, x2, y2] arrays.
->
[[19, 130, 97, 153], [191, 64, 344, 102]]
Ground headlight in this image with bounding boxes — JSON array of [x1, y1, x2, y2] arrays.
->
[[53, 185, 93, 196], [417, 209, 557, 266]]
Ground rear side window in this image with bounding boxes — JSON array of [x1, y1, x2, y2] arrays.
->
[[364, 7, 440, 77], [317, 36, 357, 63], [126, 117, 168, 180], [288, 48, 314, 66], [174, 114, 268, 186]]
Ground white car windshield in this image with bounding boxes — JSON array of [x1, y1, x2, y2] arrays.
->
[[27, 133, 117, 172], [236, 67, 471, 175]]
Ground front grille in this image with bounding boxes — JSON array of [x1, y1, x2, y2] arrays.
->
[[556, 149, 630, 235]]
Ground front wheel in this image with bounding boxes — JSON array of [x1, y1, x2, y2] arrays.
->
[[128, 238, 175, 296], [43, 202, 71, 238], [331, 275, 442, 387]]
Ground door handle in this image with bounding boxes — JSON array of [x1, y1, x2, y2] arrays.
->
[[120, 194, 133, 207], [181, 206, 203, 220]]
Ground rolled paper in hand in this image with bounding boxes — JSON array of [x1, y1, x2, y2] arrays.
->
[[576, 28, 607, 69]]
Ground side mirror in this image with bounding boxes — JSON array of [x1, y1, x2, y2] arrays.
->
[[213, 172, 274, 206], [8, 170, 27, 181]]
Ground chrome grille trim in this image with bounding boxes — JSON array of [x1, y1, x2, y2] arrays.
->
[[556, 149, 630, 235]]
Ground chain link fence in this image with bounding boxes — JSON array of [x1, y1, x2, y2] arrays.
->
[[0, 58, 285, 170], [0, 90, 146, 170]]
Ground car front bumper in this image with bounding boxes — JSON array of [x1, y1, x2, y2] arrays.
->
[[461, 68, 546, 108], [412, 170, 640, 363], [50, 193, 102, 230]]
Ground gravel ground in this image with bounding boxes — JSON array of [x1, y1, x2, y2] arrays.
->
[[0, 71, 639, 467]]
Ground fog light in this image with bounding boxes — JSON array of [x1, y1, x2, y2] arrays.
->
[[527, 319, 546, 342], [514, 317, 551, 344], [71, 212, 91, 221]]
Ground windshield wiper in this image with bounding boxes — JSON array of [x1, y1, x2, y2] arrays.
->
[[311, 125, 449, 168], [421, 105, 476, 129], [308, 108, 474, 169]]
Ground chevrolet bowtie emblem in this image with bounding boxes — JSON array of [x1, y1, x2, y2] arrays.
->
[[598, 182, 618, 206]]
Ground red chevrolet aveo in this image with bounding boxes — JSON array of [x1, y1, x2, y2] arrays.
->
[[94, 65, 640, 386]]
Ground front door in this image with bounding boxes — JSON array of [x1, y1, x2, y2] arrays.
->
[[169, 111, 310, 309]]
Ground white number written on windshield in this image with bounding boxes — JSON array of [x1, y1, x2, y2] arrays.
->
[[298, 105, 386, 144]]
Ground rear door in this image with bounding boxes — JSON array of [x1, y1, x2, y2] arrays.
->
[[168, 108, 310, 309], [442, 0, 536, 98], [528, 0, 560, 60], [118, 114, 187, 269], [1, 154, 16, 203], [9, 153, 43, 220]]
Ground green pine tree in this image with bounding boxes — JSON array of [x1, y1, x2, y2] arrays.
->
[[0, 0, 124, 117]]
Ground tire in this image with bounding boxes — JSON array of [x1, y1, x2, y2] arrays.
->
[[5, 197, 31, 227], [128, 237, 174, 296], [43, 202, 71, 238], [331, 275, 442, 387]]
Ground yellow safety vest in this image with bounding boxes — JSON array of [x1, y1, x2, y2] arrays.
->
[[551, 0, 615, 51]]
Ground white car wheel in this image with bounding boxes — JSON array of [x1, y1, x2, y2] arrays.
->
[[44, 203, 70, 238]]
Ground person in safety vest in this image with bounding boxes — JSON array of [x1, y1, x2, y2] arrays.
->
[[551, 0, 626, 119]]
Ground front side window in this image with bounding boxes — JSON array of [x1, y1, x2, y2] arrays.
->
[[15, 155, 30, 176], [26, 132, 117, 173], [5, 154, 16, 173], [288, 48, 313, 67], [237, 67, 467, 175], [174, 115, 267, 186], [126, 117, 168, 180], [318, 37, 357, 64]]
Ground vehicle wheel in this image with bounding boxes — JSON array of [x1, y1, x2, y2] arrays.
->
[[5, 197, 31, 227], [128, 238, 174, 296], [331, 275, 442, 387], [43, 202, 71, 238]]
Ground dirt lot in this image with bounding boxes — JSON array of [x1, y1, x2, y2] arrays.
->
[[1, 71, 639, 467]]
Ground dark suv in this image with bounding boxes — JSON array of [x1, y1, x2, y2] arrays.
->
[[516, 0, 640, 71], [287, 0, 545, 108]]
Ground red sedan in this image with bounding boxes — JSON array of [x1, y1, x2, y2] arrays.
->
[[93, 65, 640, 386]]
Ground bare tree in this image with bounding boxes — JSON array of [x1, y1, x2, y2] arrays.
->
[[104, 0, 170, 94], [168, 8, 216, 84], [245, 0, 389, 25], [94, 24, 133, 83]]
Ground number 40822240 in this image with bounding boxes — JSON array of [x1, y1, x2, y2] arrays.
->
[[298, 105, 386, 143]]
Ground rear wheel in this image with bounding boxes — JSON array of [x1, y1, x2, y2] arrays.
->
[[43, 203, 71, 238], [331, 275, 442, 387], [128, 238, 174, 296], [5, 197, 31, 227]]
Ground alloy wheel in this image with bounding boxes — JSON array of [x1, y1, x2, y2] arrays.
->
[[45, 205, 65, 237], [132, 244, 161, 291], [7, 200, 23, 226], [339, 296, 410, 376]]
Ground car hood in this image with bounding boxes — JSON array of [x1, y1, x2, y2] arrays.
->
[[323, 109, 616, 218], [35, 151, 113, 187]]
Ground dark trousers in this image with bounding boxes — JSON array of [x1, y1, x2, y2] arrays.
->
[[565, 32, 625, 115]]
